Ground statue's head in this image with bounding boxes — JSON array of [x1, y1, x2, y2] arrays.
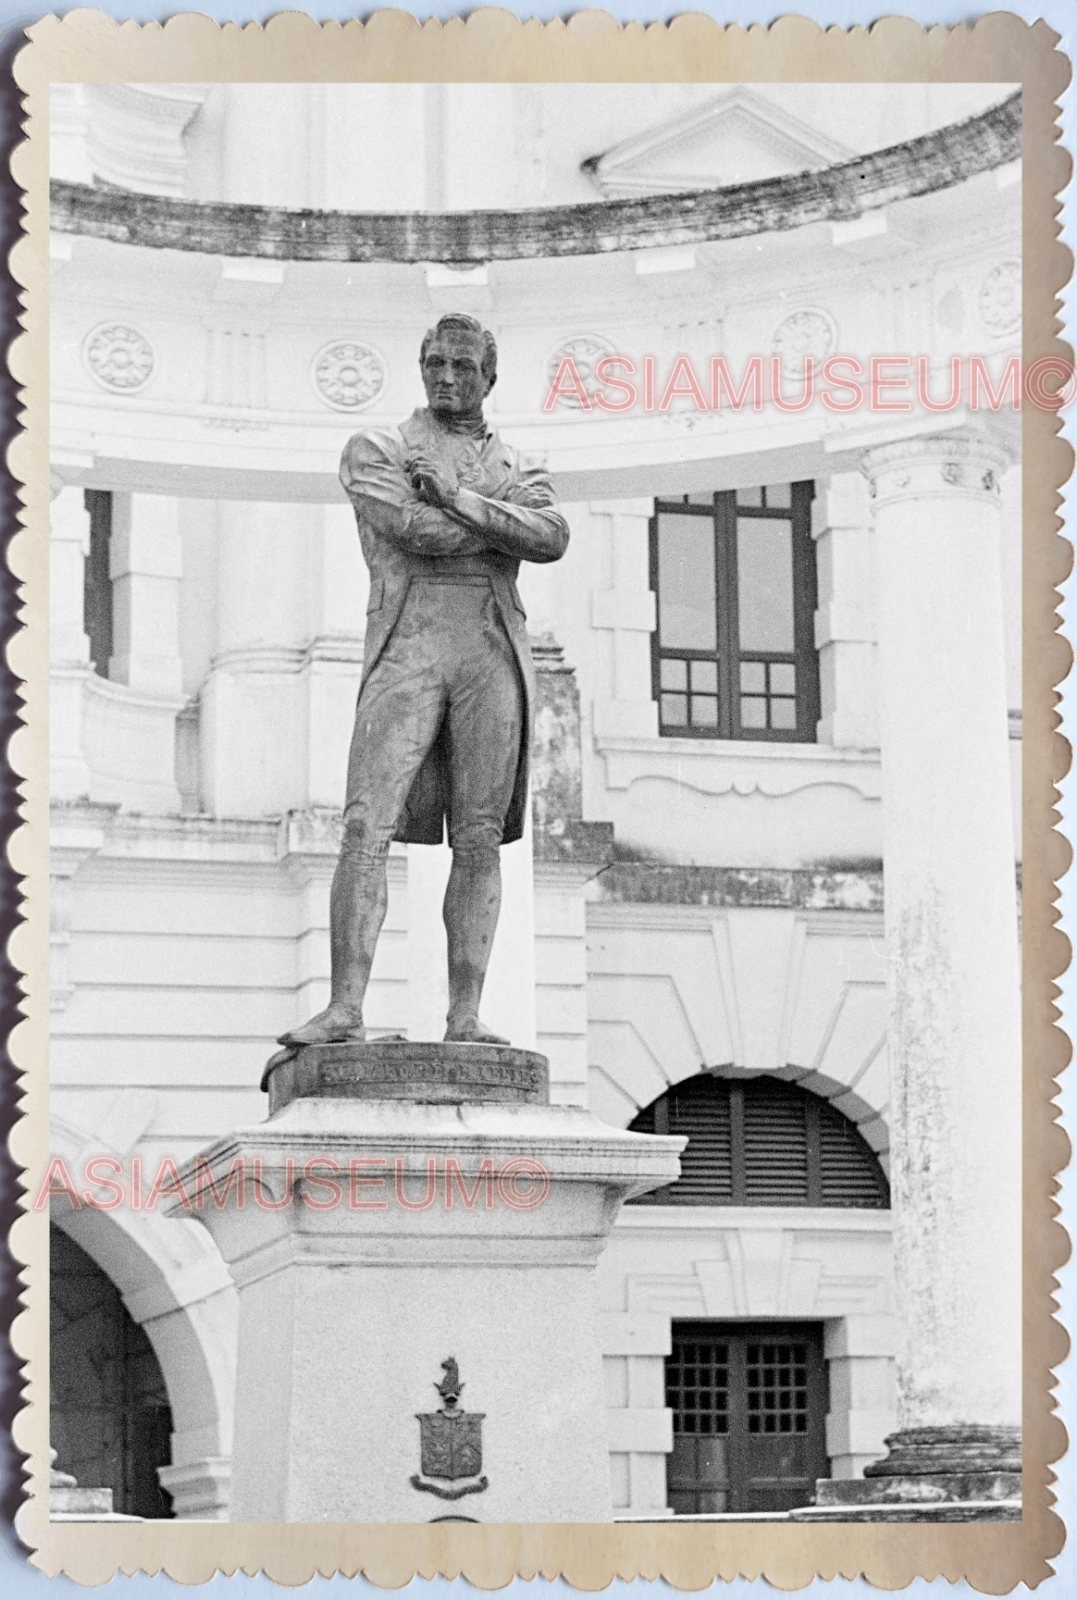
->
[[419, 313, 497, 420]]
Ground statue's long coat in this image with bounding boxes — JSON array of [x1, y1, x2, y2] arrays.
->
[[340, 408, 568, 846]]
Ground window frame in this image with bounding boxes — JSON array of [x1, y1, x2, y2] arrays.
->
[[83, 488, 114, 680], [649, 482, 820, 743]]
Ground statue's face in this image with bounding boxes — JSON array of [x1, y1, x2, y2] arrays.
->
[[421, 329, 492, 419]]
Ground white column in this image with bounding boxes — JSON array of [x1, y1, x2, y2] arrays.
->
[[200, 501, 310, 817], [49, 480, 92, 800], [109, 493, 183, 696], [865, 433, 1020, 1443], [304, 501, 367, 811], [812, 473, 878, 748], [589, 499, 659, 742]]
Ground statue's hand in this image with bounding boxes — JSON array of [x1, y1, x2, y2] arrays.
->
[[407, 453, 458, 510]]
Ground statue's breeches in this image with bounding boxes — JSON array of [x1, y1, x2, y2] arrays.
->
[[343, 578, 523, 855]]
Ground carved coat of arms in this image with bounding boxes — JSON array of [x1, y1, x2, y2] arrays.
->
[[411, 1358, 488, 1501]]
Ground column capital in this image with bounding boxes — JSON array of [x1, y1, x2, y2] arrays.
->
[[860, 433, 1010, 510]]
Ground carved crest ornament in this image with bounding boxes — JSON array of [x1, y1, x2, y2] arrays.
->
[[411, 1357, 488, 1501]]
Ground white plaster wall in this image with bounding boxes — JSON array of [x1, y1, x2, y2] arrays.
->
[[586, 904, 891, 1166]]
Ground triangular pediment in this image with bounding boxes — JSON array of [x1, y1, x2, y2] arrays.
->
[[583, 88, 856, 198]]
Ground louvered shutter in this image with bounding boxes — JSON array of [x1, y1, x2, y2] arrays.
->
[[742, 1079, 809, 1204], [628, 1072, 889, 1209], [817, 1100, 888, 1207], [668, 1079, 733, 1202]]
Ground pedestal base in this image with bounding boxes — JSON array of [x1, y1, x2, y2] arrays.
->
[[797, 1426, 1022, 1522], [177, 1043, 683, 1523], [263, 1039, 549, 1114]]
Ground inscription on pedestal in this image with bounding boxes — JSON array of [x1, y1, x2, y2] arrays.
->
[[263, 1039, 550, 1113]]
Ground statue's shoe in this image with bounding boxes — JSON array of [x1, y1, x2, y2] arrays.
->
[[260, 1044, 297, 1092], [444, 1017, 510, 1046], [277, 1004, 366, 1048]]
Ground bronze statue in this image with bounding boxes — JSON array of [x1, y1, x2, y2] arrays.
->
[[279, 313, 568, 1049]]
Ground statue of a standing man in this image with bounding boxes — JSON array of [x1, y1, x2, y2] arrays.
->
[[280, 313, 569, 1049]]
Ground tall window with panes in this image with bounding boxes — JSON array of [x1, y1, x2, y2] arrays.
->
[[650, 482, 819, 742]]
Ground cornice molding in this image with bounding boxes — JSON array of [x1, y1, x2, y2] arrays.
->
[[49, 94, 1019, 267]]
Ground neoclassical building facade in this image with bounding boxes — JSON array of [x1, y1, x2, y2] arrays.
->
[[47, 81, 1022, 1520]]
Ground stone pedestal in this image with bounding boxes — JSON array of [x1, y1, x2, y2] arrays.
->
[[176, 1043, 682, 1523]]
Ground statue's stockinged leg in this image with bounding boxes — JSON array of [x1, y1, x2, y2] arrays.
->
[[443, 844, 509, 1045], [277, 829, 389, 1047]]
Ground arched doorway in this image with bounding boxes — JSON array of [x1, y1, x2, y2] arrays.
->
[[50, 1225, 175, 1519]]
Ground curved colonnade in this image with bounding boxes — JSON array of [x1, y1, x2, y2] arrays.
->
[[47, 91, 1023, 1519]]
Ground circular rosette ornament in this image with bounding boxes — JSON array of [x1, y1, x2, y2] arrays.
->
[[978, 262, 1021, 338], [83, 323, 155, 393], [312, 341, 387, 411], [545, 333, 616, 410], [770, 308, 837, 364]]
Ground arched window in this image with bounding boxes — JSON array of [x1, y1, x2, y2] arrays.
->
[[629, 1073, 889, 1208], [50, 1225, 175, 1518]]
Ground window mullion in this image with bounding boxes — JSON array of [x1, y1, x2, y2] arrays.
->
[[649, 506, 661, 725], [805, 1094, 822, 1205], [729, 1084, 746, 1204], [716, 494, 738, 739], [791, 481, 820, 742]]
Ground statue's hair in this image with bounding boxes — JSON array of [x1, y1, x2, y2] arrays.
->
[[419, 313, 498, 385]]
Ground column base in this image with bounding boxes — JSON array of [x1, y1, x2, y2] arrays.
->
[[796, 1426, 1021, 1522]]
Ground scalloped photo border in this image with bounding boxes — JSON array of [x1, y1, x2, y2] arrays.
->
[[6, 8, 1073, 1589]]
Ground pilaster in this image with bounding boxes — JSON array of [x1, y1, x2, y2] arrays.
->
[[811, 472, 878, 748], [589, 499, 659, 742], [49, 481, 93, 801], [109, 493, 184, 697]]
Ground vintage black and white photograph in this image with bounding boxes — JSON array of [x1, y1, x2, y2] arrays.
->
[[31, 33, 1041, 1564]]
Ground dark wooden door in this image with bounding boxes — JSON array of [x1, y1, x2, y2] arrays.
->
[[666, 1322, 829, 1514]]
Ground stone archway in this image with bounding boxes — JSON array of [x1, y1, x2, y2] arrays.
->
[[51, 1224, 174, 1517], [49, 1117, 238, 1519]]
